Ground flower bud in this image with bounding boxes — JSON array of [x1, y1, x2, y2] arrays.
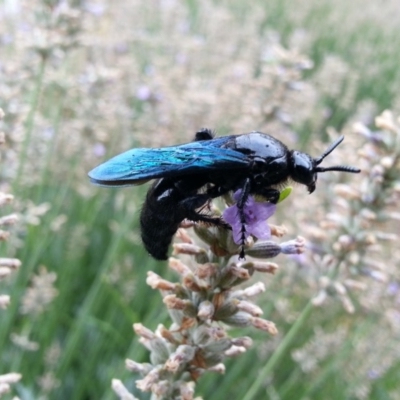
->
[[0, 373, 22, 385], [136, 368, 161, 392], [221, 311, 252, 327], [201, 338, 232, 354], [0, 268, 11, 280], [0, 194, 13, 207], [280, 237, 305, 255], [183, 275, 205, 292], [246, 241, 281, 258], [270, 224, 288, 237], [180, 381, 195, 400], [197, 301, 215, 320], [340, 295, 355, 314], [0, 295, 10, 309], [242, 282, 266, 297], [163, 295, 196, 317], [0, 230, 10, 241], [230, 265, 251, 280], [251, 317, 278, 335], [146, 272, 176, 291], [165, 345, 196, 372], [193, 224, 218, 245], [196, 263, 217, 279], [168, 258, 192, 276], [0, 214, 18, 226], [219, 265, 250, 288], [225, 345, 246, 357], [125, 359, 152, 375], [158, 325, 179, 344], [112, 379, 138, 400], [133, 323, 156, 341], [173, 243, 206, 256], [208, 363, 226, 374], [175, 228, 193, 244], [152, 381, 170, 397], [0, 258, 21, 269], [197, 350, 224, 368], [213, 297, 238, 320], [231, 336, 253, 349], [375, 110, 397, 132], [236, 300, 263, 317], [251, 261, 279, 274], [334, 184, 361, 200], [312, 290, 327, 306]]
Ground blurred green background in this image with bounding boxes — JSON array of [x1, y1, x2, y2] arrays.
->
[[1, 0, 400, 399]]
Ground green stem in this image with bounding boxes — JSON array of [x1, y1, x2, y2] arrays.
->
[[242, 300, 314, 400], [14, 55, 47, 189]]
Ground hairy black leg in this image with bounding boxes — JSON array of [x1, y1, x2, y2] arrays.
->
[[179, 193, 229, 227], [205, 184, 231, 199], [194, 128, 214, 141], [237, 178, 251, 259]]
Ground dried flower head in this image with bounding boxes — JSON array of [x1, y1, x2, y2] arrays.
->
[[20, 266, 58, 316]]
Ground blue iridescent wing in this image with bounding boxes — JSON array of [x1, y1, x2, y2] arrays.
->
[[88, 137, 249, 187]]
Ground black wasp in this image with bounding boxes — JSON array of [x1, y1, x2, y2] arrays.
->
[[88, 129, 360, 260]]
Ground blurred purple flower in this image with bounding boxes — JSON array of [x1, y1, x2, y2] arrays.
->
[[222, 190, 276, 245], [136, 85, 152, 101], [367, 369, 380, 380], [85, 3, 106, 16], [387, 282, 400, 296], [93, 143, 106, 157]]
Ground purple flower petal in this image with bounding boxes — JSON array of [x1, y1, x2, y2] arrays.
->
[[222, 190, 276, 245], [247, 220, 271, 240]]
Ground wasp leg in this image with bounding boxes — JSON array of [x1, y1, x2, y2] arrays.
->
[[194, 128, 215, 141], [236, 178, 251, 259], [179, 193, 228, 227]]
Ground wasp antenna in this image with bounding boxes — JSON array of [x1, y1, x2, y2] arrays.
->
[[314, 135, 345, 165], [315, 165, 361, 174]]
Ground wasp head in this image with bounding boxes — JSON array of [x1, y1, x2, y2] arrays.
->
[[290, 136, 361, 193]]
